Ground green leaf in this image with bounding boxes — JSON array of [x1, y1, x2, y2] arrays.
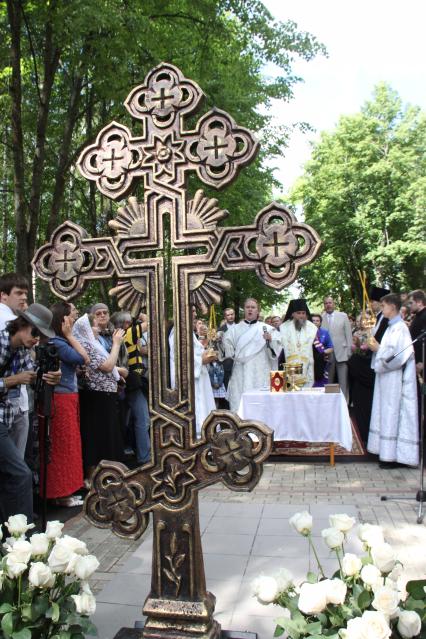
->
[[358, 589, 372, 610], [406, 579, 426, 600], [0, 604, 14, 614], [274, 626, 285, 638], [47, 601, 60, 624], [1, 611, 14, 636], [404, 598, 425, 611], [31, 594, 50, 620], [84, 621, 98, 636], [58, 632, 71, 639], [12, 629, 32, 639], [307, 572, 318, 584], [306, 621, 322, 634]]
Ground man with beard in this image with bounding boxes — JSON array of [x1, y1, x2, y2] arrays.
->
[[224, 298, 281, 412], [280, 299, 317, 387]]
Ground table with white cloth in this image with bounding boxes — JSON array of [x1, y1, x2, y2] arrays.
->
[[237, 388, 352, 464]]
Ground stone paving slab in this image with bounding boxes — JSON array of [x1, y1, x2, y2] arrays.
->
[[61, 461, 426, 638]]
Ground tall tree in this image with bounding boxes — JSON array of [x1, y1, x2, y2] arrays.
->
[[291, 84, 426, 312], [1, 0, 325, 305]]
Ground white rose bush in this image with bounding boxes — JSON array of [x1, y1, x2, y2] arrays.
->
[[253, 512, 426, 638], [0, 515, 99, 638]]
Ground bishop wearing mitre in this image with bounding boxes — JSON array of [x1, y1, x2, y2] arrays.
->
[[280, 299, 317, 387]]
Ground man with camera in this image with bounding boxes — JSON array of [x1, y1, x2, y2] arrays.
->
[[0, 302, 60, 523]]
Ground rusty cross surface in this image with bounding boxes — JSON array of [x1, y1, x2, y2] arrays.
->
[[33, 63, 321, 639]]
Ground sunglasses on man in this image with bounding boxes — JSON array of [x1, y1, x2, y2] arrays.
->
[[31, 327, 41, 338]]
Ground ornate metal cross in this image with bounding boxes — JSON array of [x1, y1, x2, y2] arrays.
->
[[33, 63, 320, 638]]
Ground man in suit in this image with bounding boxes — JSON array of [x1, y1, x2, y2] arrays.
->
[[322, 296, 353, 402]]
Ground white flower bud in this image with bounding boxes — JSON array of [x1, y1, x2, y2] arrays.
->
[[289, 511, 313, 536]]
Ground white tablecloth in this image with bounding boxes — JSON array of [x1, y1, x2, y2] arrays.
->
[[237, 389, 352, 451]]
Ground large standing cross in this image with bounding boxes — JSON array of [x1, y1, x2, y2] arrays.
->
[[33, 63, 320, 639]]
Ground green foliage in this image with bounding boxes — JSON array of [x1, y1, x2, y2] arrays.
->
[[291, 83, 426, 313], [1, 0, 324, 308]]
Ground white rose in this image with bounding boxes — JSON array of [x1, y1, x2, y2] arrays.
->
[[289, 511, 313, 536], [45, 521, 64, 540], [7, 539, 32, 564], [58, 535, 88, 556], [5, 555, 27, 578], [74, 554, 100, 580], [387, 563, 403, 582], [372, 585, 400, 618], [359, 611, 391, 639], [358, 524, 384, 549], [371, 543, 396, 574], [252, 576, 279, 604], [28, 562, 55, 588], [322, 578, 347, 605], [360, 564, 383, 589], [322, 527, 344, 549], [71, 591, 96, 616], [48, 543, 77, 574], [298, 582, 327, 614], [275, 568, 293, 593], [30, 533, 50, 557], [329, 514, 356, 533], [344, 616, 364, 639], [342, 553, 362, 577], [397, 610, 422, 638], [6, 514, 35, 537]]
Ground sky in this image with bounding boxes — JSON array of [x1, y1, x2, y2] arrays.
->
[[262, 0, 426, 194]]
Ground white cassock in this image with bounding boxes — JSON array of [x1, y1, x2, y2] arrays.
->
[[169, 329, 216, 437], [280, 320, 317, 387], [367, 317, 419, 466], [224, 321, 281, 412]]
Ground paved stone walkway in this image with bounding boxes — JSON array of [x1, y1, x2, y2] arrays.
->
[[63, 460, 426, 638]]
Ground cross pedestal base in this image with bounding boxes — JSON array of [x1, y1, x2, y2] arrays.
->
[[114, 628, 257, 639]]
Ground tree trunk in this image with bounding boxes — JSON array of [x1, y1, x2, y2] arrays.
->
[[45, 74, 84, 240], [6, 0, 28, 279], [27, 19, 61, 279]]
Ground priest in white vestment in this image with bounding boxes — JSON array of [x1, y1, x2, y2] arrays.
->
[[367, 293, 419, 467], [280, 299, 317, 387], [224, 298, 282, 412], [169, 313, 216, 437]]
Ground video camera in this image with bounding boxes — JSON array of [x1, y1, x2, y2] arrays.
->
[[34, 342, 60, 396]]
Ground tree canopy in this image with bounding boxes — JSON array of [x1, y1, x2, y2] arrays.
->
[[0, 0, 325, 313], [291, 83, 426, 312]]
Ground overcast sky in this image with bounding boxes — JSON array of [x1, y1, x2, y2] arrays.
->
[[262, 0, 426, 194]]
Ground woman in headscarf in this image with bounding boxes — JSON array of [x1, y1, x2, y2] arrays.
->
[[73, 313, 126, 486]]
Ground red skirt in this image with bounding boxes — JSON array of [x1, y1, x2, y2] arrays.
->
[[39, 392, 84, 498]]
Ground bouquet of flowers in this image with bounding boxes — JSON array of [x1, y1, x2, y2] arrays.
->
[[0, 514, 99, 639], [252, 511, 426, 639]]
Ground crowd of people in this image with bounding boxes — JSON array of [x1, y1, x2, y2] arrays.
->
[[0, 267, 424, 526], [194, 289, 425, 471]]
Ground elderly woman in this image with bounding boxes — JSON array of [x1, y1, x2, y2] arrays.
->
[[73, 313, 126, 485]]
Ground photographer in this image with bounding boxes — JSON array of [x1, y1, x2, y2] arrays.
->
[[38, 302, 90, 508], [0, 303, 60, 523]]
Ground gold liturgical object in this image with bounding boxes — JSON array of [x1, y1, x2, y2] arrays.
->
[[33, 63, 321, 638]]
